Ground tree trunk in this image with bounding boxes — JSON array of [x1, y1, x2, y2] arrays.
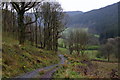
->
[[38, 20, 42, 48], [77, 50, 80, 55], [29, 25, 33, 46], [43, 27, 46, 49], [18, 12, 25, 44], [81, 50, 84, 56], [108, 53, 110, 62], [55, 38, 58, 52], [35, 22, 37, 47]]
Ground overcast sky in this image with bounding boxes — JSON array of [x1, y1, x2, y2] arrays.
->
[[58, 0, 119, 12]]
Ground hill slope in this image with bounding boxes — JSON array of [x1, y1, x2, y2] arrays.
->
[[2, 33, 60, 78], [65, 2, 119, 41]]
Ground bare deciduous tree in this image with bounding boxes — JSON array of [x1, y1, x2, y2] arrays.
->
[[67, 28, 89, 55], [41, 2, 65, 52], [10, 2, 42, 44]]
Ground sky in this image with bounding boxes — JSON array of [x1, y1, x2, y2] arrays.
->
[[58, 0, 119, 12]]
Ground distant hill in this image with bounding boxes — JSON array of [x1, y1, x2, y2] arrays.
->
[[64, 11, 83, 17], [65, 2, 119, 42]]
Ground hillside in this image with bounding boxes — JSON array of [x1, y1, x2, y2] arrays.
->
[[66, 2, 118, 28], [2, 33, 60, 78], [65, 2, 119, 41], [65, 11, 83, 17]]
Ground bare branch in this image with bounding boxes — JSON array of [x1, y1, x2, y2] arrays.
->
[[11, 2, 20, 12], [25, 18, 37, 25], [25, 2, 39, 11], [25, 20, 37, 25], [23, 2, 31, 9]]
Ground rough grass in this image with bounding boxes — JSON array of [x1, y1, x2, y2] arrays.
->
[[57, 47, 119, 78], [53, 50, 90, 78], [84, 50, 98, 59], [53, 59, 86, 78], [2, 33, 60, 78], [58, 47, 69, 54], [55, 50, 118, 78], [90, 61, 118, 78]]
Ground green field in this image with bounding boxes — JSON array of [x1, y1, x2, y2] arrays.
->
[[58, 47, 69, 54], [58, 47, 99, 59], [84, 50, 98, 59]]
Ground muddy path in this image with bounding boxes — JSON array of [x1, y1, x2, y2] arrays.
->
[[15, 54, 66, 78]]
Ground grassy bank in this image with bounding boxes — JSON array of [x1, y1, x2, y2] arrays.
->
[[2, 33, 60, 78]]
